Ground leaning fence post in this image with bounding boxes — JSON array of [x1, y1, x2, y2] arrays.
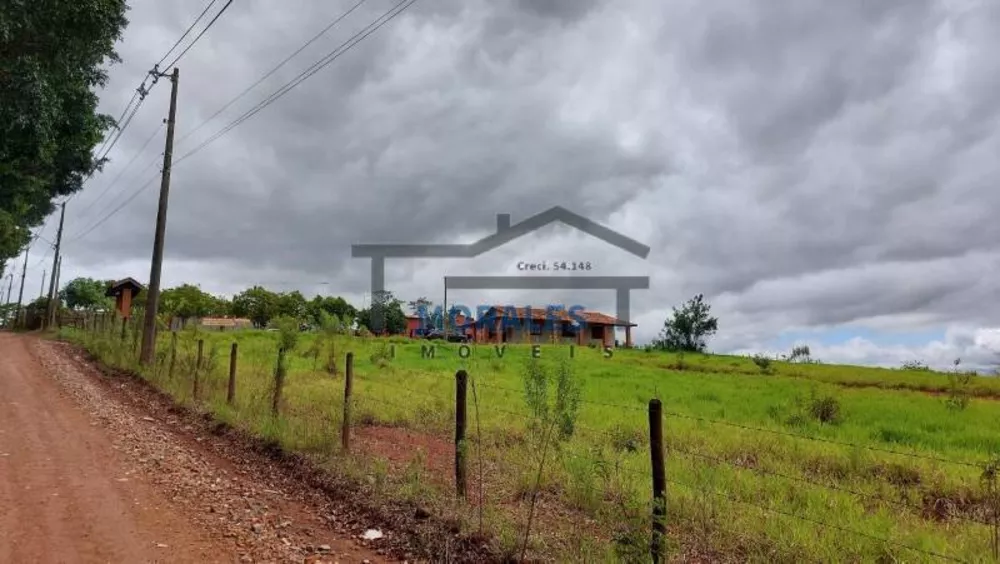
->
[[649, 398, 666, 563], [227, 342, 238, 406], [341, 352, 353, 451], [193, 338, 204, 401], [455, 369, 468, 499], [271, 347, 286, 416]]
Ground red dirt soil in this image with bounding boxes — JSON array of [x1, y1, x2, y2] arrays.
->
[[0, 332, 386, 563]]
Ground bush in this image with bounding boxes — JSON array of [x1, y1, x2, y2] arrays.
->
[[945, 371, 974, 411], [369, 340, 392, 367], [270, 316, 300, 352], [809, 394, 841, 424], [901, 360, 929, 371], [751, 353, 773, 374], [521, 357, 582, 440]]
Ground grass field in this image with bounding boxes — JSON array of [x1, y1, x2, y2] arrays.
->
[[60, 322, 1000, 563]]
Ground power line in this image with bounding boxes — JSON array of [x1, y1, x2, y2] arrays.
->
[[156, 0, 220, 68], [93, 90, 141, 160], [64, 174, 160, 244], [161, 0, 235, 70], [176, 0, 369, 147], [62, 0, 411, 245], [74, 155, 162, 237], [175, 0, 417, 165], [74, 122, 165, 220], [63, 0, 224, 206]]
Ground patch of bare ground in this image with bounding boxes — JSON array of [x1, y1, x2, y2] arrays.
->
[[43, 338, 497, 563], [354, 424, 656, 561]]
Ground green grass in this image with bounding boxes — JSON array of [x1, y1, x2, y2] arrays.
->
[[61, 324, 1000, 563]]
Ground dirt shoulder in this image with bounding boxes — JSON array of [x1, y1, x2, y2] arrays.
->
[[0, 332, 389, 563]]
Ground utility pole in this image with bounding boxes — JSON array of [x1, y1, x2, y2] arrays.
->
[[15, 247, 28, 326], [39, 270, 45, 299], [140, 67, 179, 365], [45, 202, 66, 328]]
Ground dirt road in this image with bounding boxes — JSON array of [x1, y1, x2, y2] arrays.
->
[[0, 333, 385, 563]]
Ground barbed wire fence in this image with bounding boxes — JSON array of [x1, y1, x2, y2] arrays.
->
[[61, 319, 1000, 562]]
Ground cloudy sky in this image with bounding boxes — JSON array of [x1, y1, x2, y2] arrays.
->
[[13, 0, 1000, 371]]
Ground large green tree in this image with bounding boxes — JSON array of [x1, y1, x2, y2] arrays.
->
[[0, 1, 129, 262], [275, 290, 307, 320], [230, 286, 279, 328], [159, 284, 229, 320], [306, 295, 357, 326], [357, 290, 406, 335], [654, 294, 719, 353], [59, 277, 112, 310]]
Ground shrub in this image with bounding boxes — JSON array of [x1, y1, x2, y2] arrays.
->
[[945, 369, 974, 411], [270, 316, 300, 353], [369, 340, 392, 366], [554, 360, 582, 440], [901, 360, 929, 371], [751, 353, 773, 374], [521, 357, 582, 440], [809, 394, 841, 424]]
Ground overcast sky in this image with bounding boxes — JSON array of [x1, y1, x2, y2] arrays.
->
[[12, 0, 1000, 371]]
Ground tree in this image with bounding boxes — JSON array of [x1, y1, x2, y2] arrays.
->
[[60, 277, 112, 310], [159, 284, 228, 321], [357, 290, 406, 335], [654, 294, 718, 352], [275, 290, 307, 320], [0, 1, 129, 264], [231, 286, 279, 328], [306, 295, 356, 327], [407, 297, 432, 315]]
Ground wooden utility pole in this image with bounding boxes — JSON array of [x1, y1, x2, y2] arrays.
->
[[16, 246, 28, 323], [52, 255, 62, 327], [4, 272, 12, 308], [39, 270, 45, 299], [45, 202, 66, 329], [140, 67, 179, 366]]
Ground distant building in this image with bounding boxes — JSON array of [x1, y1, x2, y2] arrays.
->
[[403, 306, 635, 347], [169, 316, 253, 332]]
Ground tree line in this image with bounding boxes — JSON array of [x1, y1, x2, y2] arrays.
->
[[38, 277, 722, 351], [35, 278, 410, 334]]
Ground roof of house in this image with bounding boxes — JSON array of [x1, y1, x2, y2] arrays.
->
[[483, 306, 636, 327], [105, 277, 144, 297]]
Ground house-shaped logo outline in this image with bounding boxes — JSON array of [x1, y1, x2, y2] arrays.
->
[[352, 206, 651, 333]]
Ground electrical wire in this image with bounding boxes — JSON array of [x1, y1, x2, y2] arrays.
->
[[175, 0, 369, 147], [63, 0, 410, 245], [175, 0, 417, 164], [65, 174, 161, 244], [74, 122, 165, 220], [161, 0, 234, 70], [156, 0, 220, 68]]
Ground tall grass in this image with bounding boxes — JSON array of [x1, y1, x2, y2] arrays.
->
[[60, 325, 1000, 562]]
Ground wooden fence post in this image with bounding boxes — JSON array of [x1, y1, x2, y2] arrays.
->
[[455, 369, 468, 498], [341, 352, 353, 451], [193, 338, 204, 401], [227, 342, 238, 406], [271, 347, 287, 416], [649, 398, 666, 564], [168, 331, 177, 380]]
